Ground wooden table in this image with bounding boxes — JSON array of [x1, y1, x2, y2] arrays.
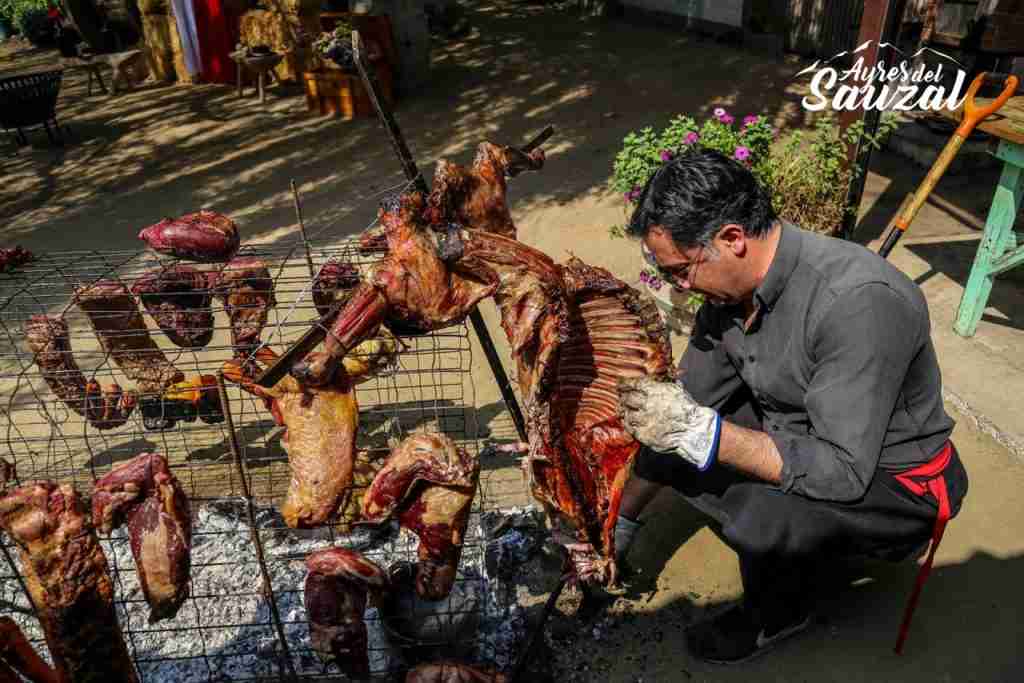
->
[[940, 95, 1024, 337], [230, 51, 284, 104]]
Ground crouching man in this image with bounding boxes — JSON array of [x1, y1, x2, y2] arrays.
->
[[614, 147, 968, 663]]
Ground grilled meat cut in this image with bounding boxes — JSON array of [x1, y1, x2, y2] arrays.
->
[[24, 315, 136, 430], [291, 192, 672, 586], [212, 257, 276, 373], [0, 247, 35, 274], [304, 547, 387, 677], [222, 338, 395, 528], [92, 453, 192, 623], [138, 210, 240, 262], [406, 662, 508, 683], [131, 266, 215, 348], [74, 280, 184, 395], [0, 482, 138, 683], [0, 618, 58, 683], [312, 261, 362, 318], [361, 433, 479, 600], [425, 140, 546, 239]]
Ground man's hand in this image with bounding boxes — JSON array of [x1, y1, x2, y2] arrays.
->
[[617, 378, 721, 470]]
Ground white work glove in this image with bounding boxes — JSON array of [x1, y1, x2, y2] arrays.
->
[[617, 377, 722, 471]]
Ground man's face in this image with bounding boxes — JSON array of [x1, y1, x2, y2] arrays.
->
[[642, 224, 744, 306]]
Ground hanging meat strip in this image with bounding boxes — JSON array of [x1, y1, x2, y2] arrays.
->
[[212, 257, 277, 376], [131, 265, 215, 348]]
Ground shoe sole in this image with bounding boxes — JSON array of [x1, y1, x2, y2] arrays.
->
[[693, 615, 813, 666]]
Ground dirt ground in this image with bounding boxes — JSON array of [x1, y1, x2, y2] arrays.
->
[[2, 1, 1024, 681]]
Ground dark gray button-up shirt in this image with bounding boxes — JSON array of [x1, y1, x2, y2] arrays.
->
[[679, 221, 954, 503]]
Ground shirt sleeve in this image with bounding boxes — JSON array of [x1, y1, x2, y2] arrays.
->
[[678, 303, 745, 411], [771, 283, 922, 502]]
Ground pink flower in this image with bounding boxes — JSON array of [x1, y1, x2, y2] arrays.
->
[[685, 131, 699, 145], [734, 146, 751, 161], [659, 149, 673, 162], [743, 115, 759, 127], [713, 107, 726, 119], [720, 113, 735, 125]]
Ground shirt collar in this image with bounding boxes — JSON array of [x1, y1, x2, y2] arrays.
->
[[754, 221, 801, 312]]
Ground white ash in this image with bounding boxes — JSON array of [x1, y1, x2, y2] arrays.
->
[[0, 501, 549, 681]]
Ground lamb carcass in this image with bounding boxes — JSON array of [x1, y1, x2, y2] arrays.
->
[[131, 265, 215, 348], [138, 210, 240, 262], [0, 482, 137, 682], [212, 257, 276, 375], [0, 618, 58, 683], [222, 338, 396, 528], [92, 453, 192, 623], [291, 192, 672, 586], [304, 547, 387, 678], [361, 432, 479, 600], [406, 662, 508, 683], [24, 315, 136, 430]]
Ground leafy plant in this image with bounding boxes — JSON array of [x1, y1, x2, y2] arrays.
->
[[0, 0, 48, 29], [312, 22, 357, 70]]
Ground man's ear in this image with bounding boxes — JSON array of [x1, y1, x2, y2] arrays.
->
[[716, 224, 747, 257]]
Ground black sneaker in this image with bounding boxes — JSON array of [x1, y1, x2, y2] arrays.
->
[[686, 603, 812, 664]]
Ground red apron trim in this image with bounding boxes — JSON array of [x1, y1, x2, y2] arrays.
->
[[892, 440, 953, 655]]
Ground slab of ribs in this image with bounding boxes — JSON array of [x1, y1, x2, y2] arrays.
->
[[290, 192, 672, 585], [0, 481, 138, 683], [222, 338, 395, 528], [138, 210, 240, 262], [304, 547, 387, 678], [92, 452, 192, 623], [361, 432, 480, 600]]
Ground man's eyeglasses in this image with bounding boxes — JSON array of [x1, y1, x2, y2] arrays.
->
[[642, 243, 704, 285]]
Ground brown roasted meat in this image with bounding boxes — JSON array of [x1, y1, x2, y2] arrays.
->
[[74, 280, 184, 395], [0, 482, 138, 683], [0, 247, 35, 274], [138, 210, 240, 262], [312, 261, 362, 318], [0, 617, 58, 683], [92, 453, 192, 623], [424, 140, 546, 239], [24, 315, 136, 430], [223, 338, 395, 528], [304, 547, 387, 678], [212, 257, 276, 373], [361, 433, 479, 600], [406, 662, 508, 683], [131, 265, 215, 348], [291, 192, 672, 586]]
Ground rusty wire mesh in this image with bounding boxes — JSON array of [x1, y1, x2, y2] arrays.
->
[[0, 222, 520, 681]]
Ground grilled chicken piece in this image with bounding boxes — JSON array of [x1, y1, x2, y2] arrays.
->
[[131, 266, 215, 348], [361, 433, 479, 600], [0, 482, 137, 683], [291, 192, 672, 586], [406, 662, 508, 683], [312, 261, 362, 318], [0, 617, 59, 683], [222, 338, 395, 528], [212, 257, 277, 375], [92, 453, 192, 623], [138, 210, 240, 262], [24, 315, 137, 430], [73, 280, 184, 396], [304, 547, 387, 678], [425, 140, 546, 239]]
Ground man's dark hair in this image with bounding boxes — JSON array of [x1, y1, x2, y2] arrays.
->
[[626, 147, 777, 247]]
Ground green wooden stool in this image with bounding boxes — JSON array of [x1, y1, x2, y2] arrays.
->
[[945, 96, 1024, 338]]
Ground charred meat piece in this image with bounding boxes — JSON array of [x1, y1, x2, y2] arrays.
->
[[0, 617, 59, 683], [92, 453, 192, 623], [212, 257, 276, 372], [291, 191, 672, 587], [74, 280, 184, 395], [24, 315, 136, 430], [0, 247, 35, 274], [425, 140, 546, 239], [361, 433, 480, 600], [0, 482, 137, 683], [406, 662, 508, 683], [138, 210, 240, 262], [312, 261, 362, 318], [131, 266, 215, 348], [304, 547, 387, 678], [223, 339, 395, 528]]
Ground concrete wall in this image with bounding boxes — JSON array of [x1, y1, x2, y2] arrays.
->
[[618, 0, 748, 29]]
